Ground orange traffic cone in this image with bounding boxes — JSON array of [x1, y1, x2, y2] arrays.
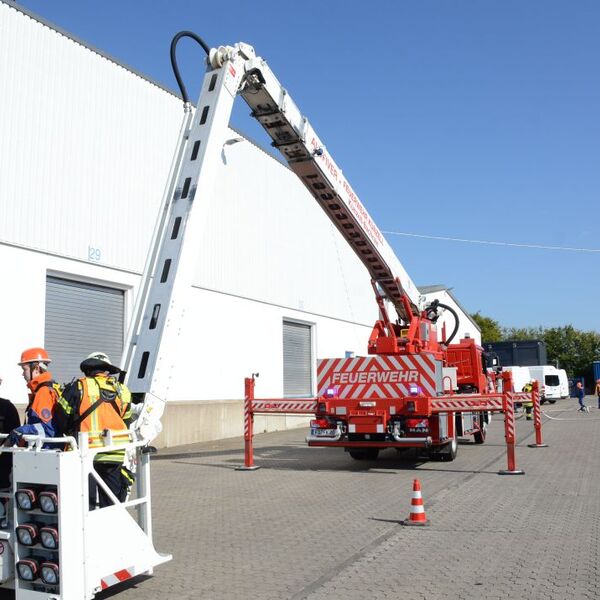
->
[[403, 479, 429, 526]]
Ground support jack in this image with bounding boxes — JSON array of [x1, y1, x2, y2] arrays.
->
[[498, 469, 525, 475]]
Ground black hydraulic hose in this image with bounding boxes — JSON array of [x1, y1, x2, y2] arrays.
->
[[436, 302, 460, 345], [170, 31, 211, 104]]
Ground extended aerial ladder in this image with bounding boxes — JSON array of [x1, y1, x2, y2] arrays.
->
[[122, 32, 543, 469], [121, 33, 425, 408]]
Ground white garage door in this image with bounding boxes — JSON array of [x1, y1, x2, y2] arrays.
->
[[283, 320, 313, 397], [45, 276, 124, 384]]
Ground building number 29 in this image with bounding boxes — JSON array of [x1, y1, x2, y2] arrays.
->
[[88, 246, 101, 262]]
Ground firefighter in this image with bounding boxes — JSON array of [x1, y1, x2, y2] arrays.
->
[[522, 380, 534, 420], [4, 348, 59, 446], [55, 351, 133, 510]]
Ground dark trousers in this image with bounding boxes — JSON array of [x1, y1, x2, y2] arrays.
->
[[89, 462, 129, 510]]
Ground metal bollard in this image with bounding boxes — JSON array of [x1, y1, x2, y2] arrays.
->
[[528, 381, 548, 448], [236, 376, 261, 471], [499, 393, 524, 475]]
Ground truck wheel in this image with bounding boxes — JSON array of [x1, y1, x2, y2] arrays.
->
[[439, 438, 458, 462], [473, 420, 487, 444], [549, 399, 556, 404], [349, 449, 379, 461]]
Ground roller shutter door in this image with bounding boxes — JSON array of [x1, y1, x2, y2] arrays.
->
[[283, 320, 312, 397], [45, 276, 124, 384]]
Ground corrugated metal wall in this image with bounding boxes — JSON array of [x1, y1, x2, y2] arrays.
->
[[283, 321, 313, 397], [192, 138, 376, 323], [0, 1, 376, 329], [0, 2, 182, 272], [45, 276, 124, 383]]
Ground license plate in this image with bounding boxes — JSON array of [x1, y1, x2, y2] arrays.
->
[[310, 428, 338, 437]]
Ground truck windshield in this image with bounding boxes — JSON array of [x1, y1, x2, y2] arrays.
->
[[545, 375, 560, 387]]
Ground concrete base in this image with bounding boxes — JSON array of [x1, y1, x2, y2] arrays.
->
[[154, 399, 312, 449]]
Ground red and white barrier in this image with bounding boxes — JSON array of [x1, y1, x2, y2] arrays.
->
[[237, 376, 317, 471], [239, 372, 545, 474], [528, 381, 548, 448]]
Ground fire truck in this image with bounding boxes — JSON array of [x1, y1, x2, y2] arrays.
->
[[130, 32, 497, 463], [312, 332, 493, 461], [117, 32, 502, 466]]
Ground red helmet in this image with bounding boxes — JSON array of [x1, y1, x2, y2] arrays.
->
[[18, 347, 52, 366]]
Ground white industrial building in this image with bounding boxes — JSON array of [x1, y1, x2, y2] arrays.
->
[[0, 1, 480, 446]]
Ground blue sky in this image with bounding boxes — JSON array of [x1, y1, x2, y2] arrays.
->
[[15, 0, 600, 332]]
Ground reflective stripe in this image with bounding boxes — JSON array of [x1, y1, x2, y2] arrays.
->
[[87, 432, 130, 450], [33, 423, 45, 436], [101, 567, 135, 590], [57, 396, 72, 415], [95, 450, 126, 463], [120, 468, 134, 484]]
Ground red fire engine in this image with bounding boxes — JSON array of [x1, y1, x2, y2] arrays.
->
[[308, 289, 494, 461], [125, 32, 538, 467]]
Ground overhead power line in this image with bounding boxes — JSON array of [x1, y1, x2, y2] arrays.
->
[[381, 230, 600, 253]]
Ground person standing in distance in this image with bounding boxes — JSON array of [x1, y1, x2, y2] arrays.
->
[[576, 381, 588, 413], [595, 379, 600, 410]]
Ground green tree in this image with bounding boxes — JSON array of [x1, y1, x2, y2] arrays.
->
[[501, 326, 545, 341], [471, 312, 502, 342], [543, 326, 580, 374]]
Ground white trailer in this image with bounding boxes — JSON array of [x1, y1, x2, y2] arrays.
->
[[502, 366, 531, 395], [528, 365, 561, 403], [558, 369, 569, 399]]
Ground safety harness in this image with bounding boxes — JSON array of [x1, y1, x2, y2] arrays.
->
[[71, 378, 125, 430]]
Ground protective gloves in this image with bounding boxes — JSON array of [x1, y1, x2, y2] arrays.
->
[[4, 429, 24, 447]]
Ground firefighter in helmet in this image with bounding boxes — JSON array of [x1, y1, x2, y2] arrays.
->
[[522, 379, 535, 420], [55, 352, 133, 510], [4, 348, 59, 446]]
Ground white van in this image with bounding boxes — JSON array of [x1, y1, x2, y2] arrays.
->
[[528, 365, 561, 403], [502, 366, 532, 393], [558, 369, 569, 399]]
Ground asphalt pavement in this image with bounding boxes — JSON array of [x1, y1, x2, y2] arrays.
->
[[98, 395, 600, 600]]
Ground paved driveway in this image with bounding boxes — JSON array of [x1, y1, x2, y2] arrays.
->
[[99, 397, 600, 600]]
